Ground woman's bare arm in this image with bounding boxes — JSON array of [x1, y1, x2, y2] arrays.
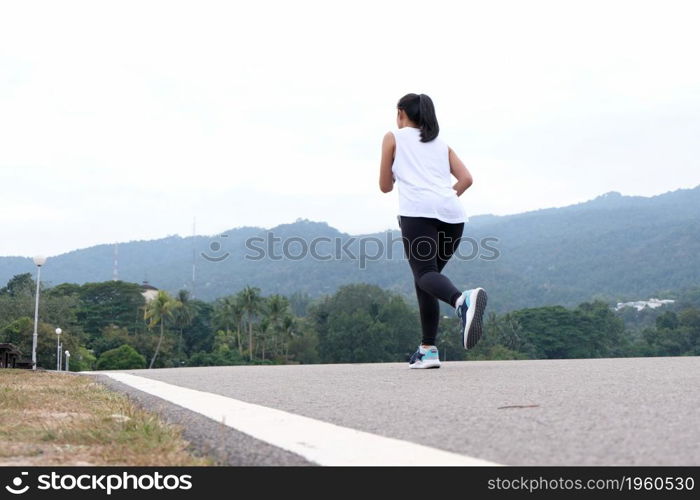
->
[[379, 131, 396, 193], [449, 146, 473, 196]]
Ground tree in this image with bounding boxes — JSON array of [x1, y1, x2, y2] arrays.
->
[[508, 301, 625, 359], [265, 294, 292, 359], [70, 346, 97, 372], [91, 325, 131, 357], [639, 306, 700, 356], [288, 291, 313, 317], [280, 315, 296, 361], [181, 300, 215, 355], [172, 289, 196, 365], [0, 274, 37, 327], [187, 348, 244, 367], [310, 284, 418, 363], [656, 311, 679, 330], [0, 273, 35, 297], [287, 322, 319, 364], [257, 317, 271, 360], [74, 281, 145, 342], [96, 344, 147, 370], [213, 295, 244, 355], [0, 317, 33, 347], [144, 290, 177, 368], [239, 286, 263, 361]]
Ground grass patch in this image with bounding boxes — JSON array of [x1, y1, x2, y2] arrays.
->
[[0, 369, 211, 466]]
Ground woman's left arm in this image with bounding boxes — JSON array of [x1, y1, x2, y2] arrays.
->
[[449, 147, 473, 196], [379, 131, 396, 193]]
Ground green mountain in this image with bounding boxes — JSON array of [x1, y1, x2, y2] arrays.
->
[[2, 186, 699, 312]]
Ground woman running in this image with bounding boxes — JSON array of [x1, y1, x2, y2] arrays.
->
[[379, 92, 488, 369]]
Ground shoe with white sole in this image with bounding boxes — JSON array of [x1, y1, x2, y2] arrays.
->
[[455, 288, 488, 349], [408, 345, 441, 369]]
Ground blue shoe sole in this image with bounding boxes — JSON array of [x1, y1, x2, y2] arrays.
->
[[463, 288, 488, 350]]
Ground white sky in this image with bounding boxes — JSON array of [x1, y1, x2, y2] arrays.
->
[[1, 0, 699, 257]]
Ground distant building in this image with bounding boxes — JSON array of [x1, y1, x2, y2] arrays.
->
[[615, 298, 675, 312], [0, 343, 22, 369], [141, 281, 159, 303]]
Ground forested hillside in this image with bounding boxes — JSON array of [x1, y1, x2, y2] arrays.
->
[[2, 186, 698, 312]]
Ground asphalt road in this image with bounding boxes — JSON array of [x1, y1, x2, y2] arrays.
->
[[98, 356, 700, 466]]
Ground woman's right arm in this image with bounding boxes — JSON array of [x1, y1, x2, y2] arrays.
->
[[379, 131, 396, 193], [449, 147, 473, 196]]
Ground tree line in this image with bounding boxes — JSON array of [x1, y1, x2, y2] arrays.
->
[[0, 274, 698, 370]]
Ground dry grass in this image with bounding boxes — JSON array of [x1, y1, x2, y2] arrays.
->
[[0, 369, 211, 466]]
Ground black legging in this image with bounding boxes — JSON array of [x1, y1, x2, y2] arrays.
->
[[399, 216, 464, 346]]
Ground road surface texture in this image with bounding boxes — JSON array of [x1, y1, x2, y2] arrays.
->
[[91, 357, 700, 466]]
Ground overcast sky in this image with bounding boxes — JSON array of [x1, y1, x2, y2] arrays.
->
[[1, 0, 699, 257]]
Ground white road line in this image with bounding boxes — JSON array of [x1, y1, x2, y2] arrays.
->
[[87, 372, 500, 466]]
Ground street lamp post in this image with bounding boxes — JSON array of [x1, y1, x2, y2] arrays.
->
[[31, 255, 47, 371], [55, 328, 62, 371], [65, 350, 70, 372]]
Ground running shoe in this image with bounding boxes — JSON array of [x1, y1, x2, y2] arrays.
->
[[408, 345, 441, 369], [455, 288, 488, 349]]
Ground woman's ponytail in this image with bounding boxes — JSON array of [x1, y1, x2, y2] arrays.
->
[[417, 94, 439, 143], [397, 93, 440, 142]]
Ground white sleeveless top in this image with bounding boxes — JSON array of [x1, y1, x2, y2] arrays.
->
[[390, 127, 468, 223]]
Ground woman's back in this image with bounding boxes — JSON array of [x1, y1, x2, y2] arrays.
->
[[391, 126, 467, 223]]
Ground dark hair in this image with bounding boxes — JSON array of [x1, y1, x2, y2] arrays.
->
[[397, 93, 439, 142]]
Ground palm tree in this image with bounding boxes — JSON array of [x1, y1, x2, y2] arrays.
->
[[280, 315, 296, 361], [213, 295, 244, 355], [213, 297, 229, 327], [173, 290, 195, 365], [257, 317, 270, 360], [232, 299, 245, 355], [239, 286, 263, 361], [266, 294, 289, 358], [213, 296, 234, 338], [144, 290, 177, 368], [266, 294, 288, 322]]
